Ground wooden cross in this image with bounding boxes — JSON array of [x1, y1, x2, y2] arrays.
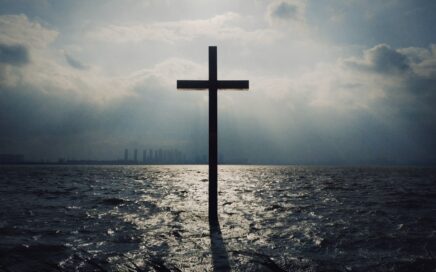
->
[[177, 46, 249, 223]]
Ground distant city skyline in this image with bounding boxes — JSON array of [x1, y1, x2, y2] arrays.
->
[[0, 147, 231, 165]]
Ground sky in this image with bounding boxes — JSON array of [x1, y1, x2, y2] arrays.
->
[[0, 0, 435, 164]]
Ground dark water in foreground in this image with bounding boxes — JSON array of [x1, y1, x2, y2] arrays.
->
[[0, 165, 435, 271]]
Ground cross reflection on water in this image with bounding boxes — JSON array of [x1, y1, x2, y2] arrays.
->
[[0, 165, 435, 271]]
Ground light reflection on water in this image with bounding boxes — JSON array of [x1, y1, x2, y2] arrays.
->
[[0, 165, 436, 271]]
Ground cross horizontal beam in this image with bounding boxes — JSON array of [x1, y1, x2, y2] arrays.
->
[[218, 80, 249, 89], [177, 80, 209, 89], [177, 80, 249, 90]]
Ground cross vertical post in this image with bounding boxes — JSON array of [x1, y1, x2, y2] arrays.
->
[[177, 46, 249, 224], [209, 47, 218, 223]]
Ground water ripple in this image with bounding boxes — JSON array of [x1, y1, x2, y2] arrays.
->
[[0, 165, 435, 271]]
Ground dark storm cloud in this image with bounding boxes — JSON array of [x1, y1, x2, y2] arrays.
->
[[345, 44, 411, 74], [348, 44, 436, 105], [270, 2, 298, 20], [345, 44, 436, 103], [366, 44, 410, 74], [0, 43, 28, 65], [64, 53, 88, 70]]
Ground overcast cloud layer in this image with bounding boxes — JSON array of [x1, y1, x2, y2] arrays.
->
[[0, 0, 435, 164]]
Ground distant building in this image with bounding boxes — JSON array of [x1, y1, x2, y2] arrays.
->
[[149, 149, 153, 163], [0, 154, 24, 164], [118, 147, 187, 164], [163, 150, 168, 163], [158, 149, 162, 163]]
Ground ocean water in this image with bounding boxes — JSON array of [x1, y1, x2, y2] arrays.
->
[[0, 165, 435, 271]]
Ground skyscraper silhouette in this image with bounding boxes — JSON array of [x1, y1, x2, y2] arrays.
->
[[158, 149, 162, 163]]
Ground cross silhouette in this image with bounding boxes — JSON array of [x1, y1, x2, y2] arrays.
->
[[177, 46, 249, 223]]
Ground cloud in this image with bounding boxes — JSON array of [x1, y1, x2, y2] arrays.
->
[[86, 12, 281, 44], [287, 43, 436, 115], [0, 43, 29, 65], [345, 44, 411, 75], [0, 14, 131, 102], [267, 0, 306, 26], [270, 2, 298, 20], [0, 14, 58, 48], [340, 44, 436, 118], [64, 53, 89, 70], [400, 44, 436, 78]]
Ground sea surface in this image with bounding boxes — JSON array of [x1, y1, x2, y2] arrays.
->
[[0, 165, 435, 271]]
